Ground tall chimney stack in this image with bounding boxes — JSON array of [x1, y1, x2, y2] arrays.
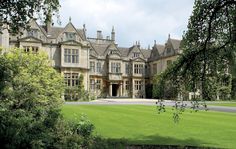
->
[[97, 30, 103, 39], [111, 26, 115, 41]]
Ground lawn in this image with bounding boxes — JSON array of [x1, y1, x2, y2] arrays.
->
[[208, 103, 236, 107], [62, 105, 236, 148]]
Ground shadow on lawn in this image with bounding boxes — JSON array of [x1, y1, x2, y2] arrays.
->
[[124, 134, 218, 149], [93, 135, 219, 149]]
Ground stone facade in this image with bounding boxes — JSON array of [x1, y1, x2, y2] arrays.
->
[[0, 20, 181, 99]]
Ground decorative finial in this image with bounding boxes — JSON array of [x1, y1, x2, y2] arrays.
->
[[154, 40, 156, 45], [112, 26, 115, 32], [168, 34, 170, 39], [69, 16, 71, 22], [83, 24, 86, 31]]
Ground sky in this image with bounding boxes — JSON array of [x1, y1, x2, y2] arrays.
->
[[58, 0, 195, 48]]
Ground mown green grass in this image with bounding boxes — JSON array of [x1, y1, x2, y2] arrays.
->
[[62, 105, 236, 148], [208, 103, 236, 107]]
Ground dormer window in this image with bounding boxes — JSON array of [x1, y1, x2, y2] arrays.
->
[[110, 50, 118, 55], [110, 50, 114, 54], [166, 48, 172, 54], [133, 52, 140, 58], [28, 29, 38, 38], [65, 32, 76, 40]]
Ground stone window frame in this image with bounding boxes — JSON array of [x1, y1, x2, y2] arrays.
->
[[125, 81, 130, 90], [134, 64, 144, 74], [111, 62, 121, 73], [27, 28, 39, 38], [134, 80, 143, 90], [97, 62, 102, 73], [125, 63, 130, 74], [96, 80, 101, 90], [90, 61, 95, 73], [23, 46, 39, 53], [65, 32, 76, 41], [90, 79, 95, 91], [64, 73, 79, 87], [64, 49, 79, 63]]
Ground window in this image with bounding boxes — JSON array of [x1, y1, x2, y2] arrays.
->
[[72, 49, 79, 63], [111, 62, 121, 73], [153, 64, 157, 74], [134, 80, 143, 90], [90, 79, 95, 91], [167, 60, 172, 66], [166, 48, 172, 54], [65, 32, 76, 40], [90, 61, 95, 72], [96, 80, 101, 89], [23, 46, 39, 53], [28, 29, 38, 38], [64, 49, 79, 63], [110, 50, 115, 54], [125, 81, 129, 90], [133, 52, 140, 58], [64, 73, 79, 87], [125, 63, 130, 74], [134, 64, 144, 74], [97, 62, 102, 73]]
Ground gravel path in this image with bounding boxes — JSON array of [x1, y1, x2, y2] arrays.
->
[[65, 99, 236, 113]]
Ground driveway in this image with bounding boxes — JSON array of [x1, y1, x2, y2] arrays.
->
[[65, 98, 236, 113]]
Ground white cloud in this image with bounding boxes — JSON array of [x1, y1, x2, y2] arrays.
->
[[58, 0, 194, 48]]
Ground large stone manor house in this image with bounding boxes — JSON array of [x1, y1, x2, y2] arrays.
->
[[0, 19, 181, 99]]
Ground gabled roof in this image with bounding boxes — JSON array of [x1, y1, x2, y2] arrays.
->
[[154, 44, 165, 55], [89, 42, 110, 56], [141, 49, 151, 59], [148, 44, 165, 61], [18, 36, 43, 43], [105, 43, 121, 55], [29, 19, 48, 38], [169, 38, 181, 50], [77, 29, 86, 40], [128, 45, 145, 58], [118, 47, 129, 57], [59, 22, 84, 41]]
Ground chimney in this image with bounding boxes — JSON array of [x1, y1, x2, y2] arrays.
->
[[97, 30, 103, 39], [45, 14, 52, 33], [111, 26, 115, 41], [137, 41, 140, 48], [83, 24, 87, 39]]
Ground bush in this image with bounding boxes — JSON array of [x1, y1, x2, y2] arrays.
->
[[0, 48, 99, 148]]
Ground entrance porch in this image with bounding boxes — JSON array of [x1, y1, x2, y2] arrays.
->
[[109, 81, 123, 97]]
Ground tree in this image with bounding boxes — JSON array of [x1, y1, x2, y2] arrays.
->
[[0, 48, 64, 147], [155, 0, 236, 101], [0, 48, 102, 148], [0, 0, 60, 34]]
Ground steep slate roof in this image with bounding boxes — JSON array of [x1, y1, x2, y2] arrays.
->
[[89, 42, 111, 56], [39, 25, 86, 40], [118, 47, 129, 57], [47, 26, 63, 38], [154, 44, 165, 55], [169, 38, 181, 50], [77, 29, 86, 40], [141, 49, 151, 59]]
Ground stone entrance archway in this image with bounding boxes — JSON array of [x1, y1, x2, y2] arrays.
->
[[112, 84, 119, 96]]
